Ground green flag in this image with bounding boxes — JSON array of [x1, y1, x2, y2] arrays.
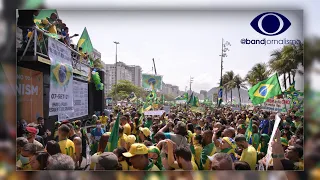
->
[[183, 93, 189, 101], [161, 94, 165, 104], [245, 118, 252, 142], [107, 113, 120, 152], [34, 9, 58, 25], [146, 90, 157, 102], [248, 73, 282, 105], [188, 92, 194, 104], [24, 0, 44, 9], [77, 27, 94, 54]]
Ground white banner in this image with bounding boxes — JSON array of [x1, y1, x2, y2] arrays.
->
[[48, 38, 74, 116], [58, 80, 88, 121], [144, 110, 166, 116], [260, 98, 290, 112]]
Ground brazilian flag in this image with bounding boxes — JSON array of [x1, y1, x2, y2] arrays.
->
[[245, 118, 252, 142], [51, 63, 72, 87], [248, 73, 282, 105], [146, 90, 157, 102], [77, 27, 94, 54], [183, 93, 188, 101]]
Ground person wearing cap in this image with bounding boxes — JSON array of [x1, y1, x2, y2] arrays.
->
[[235, 134, 257, 170], [25, 126, 44, 151], [92, 152, 121, 170], [139, 127, 152, 143], [148, 146, 165, 170], [280, 137, 289, 151], [120, 115, 131, 135], [199, 130, 216, 170], [122, 143, 160, 171], [125, 135, 136, 151], [219, 137, 237, 162]]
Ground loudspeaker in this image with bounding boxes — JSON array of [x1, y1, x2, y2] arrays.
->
[[89, 70, 105, 116]]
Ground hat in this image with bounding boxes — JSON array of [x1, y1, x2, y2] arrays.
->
[[125, 135, 136, 144], [222, 137, 236, 149], [97, 152, 119, 170], [26, 127, 37, 134], [139, 127, 151, 137], [148, 146, 160, 155], [123, 143, 149, 157]]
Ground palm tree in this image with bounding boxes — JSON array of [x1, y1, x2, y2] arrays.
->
[[233, 74, 247, 106], [224, 71, 235, 104], [222, 74, 229, 103], [245, 63, 270, 86], [269, 48, 288, 89]]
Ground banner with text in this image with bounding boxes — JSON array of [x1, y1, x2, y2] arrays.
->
[[260, 98, 291, 112], [17, 67, 43, 123], [48, 37, 74, 116], [58, 80, 88, 121]]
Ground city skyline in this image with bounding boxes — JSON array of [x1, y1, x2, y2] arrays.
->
[[58, 8, 305, 93]]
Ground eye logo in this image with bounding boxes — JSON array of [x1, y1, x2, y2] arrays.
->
[[250, 12, 291, 36]]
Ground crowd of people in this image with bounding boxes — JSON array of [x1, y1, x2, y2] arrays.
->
[[16, 104, 304, 171]]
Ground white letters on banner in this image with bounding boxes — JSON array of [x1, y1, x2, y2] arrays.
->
[[260, 98, 290, 112], [48, 38, 74, 116], [58, 80, 88, 121]]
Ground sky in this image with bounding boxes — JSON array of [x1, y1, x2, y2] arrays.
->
[[46, 0, 319, 93]]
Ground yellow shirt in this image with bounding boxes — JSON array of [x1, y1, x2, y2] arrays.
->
[[123, 123, 131, 135], [58, 139, 75, 158], [118, 134, 128, 148], [194, 144, 203, 167], [99, 116, 108, 125], [240, 145, 257, 170], [192, 161, 198, 170], [16, 160, 32, 171], [120, 160, 129, 170]]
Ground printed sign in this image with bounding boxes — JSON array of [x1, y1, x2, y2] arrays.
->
[[48, 37, 74, 116], [144, 110, 166, 116], [142, 74, 163, 91], [58, 80, 88, 121], [17, 67, 43, 123], [260, 98, 290, 112]]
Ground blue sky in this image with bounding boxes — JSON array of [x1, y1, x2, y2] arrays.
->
[[46, 0, 318, 93]]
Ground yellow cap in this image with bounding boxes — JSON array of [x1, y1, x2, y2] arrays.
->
[[125, 135, 136, 144], [139, 127, 151, 137], [122, 143, 149, 157]]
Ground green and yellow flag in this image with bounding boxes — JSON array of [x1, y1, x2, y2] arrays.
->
[[34, 9, 58, 25], [146, 90, 157, 102], [106, 113, 120, 152], [77, 27, 94, 54], [245, 118, 252, 142], [248, 73, 282, 105]]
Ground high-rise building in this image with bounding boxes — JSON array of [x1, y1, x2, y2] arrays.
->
[[105, 62, 142, 93]]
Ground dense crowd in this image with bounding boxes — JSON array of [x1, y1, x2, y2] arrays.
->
[[16, 105, 304, 171]]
